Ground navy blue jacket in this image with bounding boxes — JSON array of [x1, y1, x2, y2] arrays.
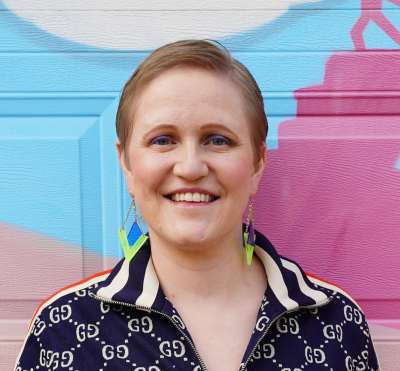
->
[[15, 229, 381, 370]]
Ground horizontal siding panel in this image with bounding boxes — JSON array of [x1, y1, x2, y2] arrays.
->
[[374, 342, 400, 371], [0, 301, 37, 319], [3, 0, 397, 10], [1, 9, 399, 51], [0, 95, 116, 116], [0, 92, 294, 117], [0, 51, 399, 100], [1, 92, 400, 117], [0, 51, 394, 93], [0, 319, 29, 341], [359, 301, 400, 320], [0, 342, 22, 371]]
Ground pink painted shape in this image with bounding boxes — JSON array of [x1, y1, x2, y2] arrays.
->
[[351, 0, 400, 50], [296, 51, 400, 116], [255, 51, 400, 319], [369, 322, 400, 341], [0, 223, 117, 318], [372, 320, 400, 330]]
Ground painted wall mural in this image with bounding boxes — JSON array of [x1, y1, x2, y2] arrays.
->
[[0, 1, 399, 369], [351, 0, 400, 49], [2, 0, 321, 49]]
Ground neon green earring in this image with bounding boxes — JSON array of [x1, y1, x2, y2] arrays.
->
[[243, 198, 255, 266], [118, 199, 148, 263]]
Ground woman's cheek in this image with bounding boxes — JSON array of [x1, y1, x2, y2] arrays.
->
[[132, 155, 170, 194], [221, 155, 254, 182]]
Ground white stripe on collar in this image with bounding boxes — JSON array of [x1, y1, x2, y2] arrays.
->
[[254, 245, 299, 311], [135, 257, 159, 308], [97, 258, 130, 300], [281, 257, 329, 304]]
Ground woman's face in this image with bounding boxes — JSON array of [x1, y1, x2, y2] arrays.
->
[[118, 66, 266, 250]]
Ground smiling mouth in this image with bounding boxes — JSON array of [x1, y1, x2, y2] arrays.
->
[[163, 194, 220, 203]]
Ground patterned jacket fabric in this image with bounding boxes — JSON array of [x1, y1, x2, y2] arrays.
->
[[15, 228, 381, 370]]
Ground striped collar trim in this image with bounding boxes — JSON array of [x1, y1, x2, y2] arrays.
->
[[94, 228, 334, 311]]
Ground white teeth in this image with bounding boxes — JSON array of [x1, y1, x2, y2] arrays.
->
[[169, 192, 214, 202], [184, 192, 193, 202], [193, 193, 201, 202]]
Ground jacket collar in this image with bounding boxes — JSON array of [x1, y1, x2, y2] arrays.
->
[[93, 226, 334, 313]]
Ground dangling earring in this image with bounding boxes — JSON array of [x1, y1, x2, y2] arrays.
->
[[243, 198, 256, 266], [118, 198, 148, 263]]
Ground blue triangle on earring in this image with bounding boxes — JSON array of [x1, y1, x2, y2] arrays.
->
[[127, 221, 142, 246], [119, 222, 148, 263]]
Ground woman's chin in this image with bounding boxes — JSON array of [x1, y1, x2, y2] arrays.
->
[[165, 224, 217, 248]]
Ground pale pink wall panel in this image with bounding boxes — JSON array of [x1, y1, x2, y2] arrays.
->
[[0, 222, 105, 305], [0, 343, 21, 371], [0, 222, 114, 371]]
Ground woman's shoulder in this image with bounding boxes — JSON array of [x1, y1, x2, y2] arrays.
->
[[28, 269, 112, 330], [301, 272, 378, 356], [290, 272, 381, 370], [305, 271, 366, 316]]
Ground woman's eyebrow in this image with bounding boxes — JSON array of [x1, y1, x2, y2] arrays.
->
[[141, 124, 176, 140], [142, 122, 237, 137], [200, 123, 237, 135]]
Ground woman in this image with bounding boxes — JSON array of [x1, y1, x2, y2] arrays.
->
[[15, 40, 380, 371]]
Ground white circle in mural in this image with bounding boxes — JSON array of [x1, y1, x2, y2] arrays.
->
[[5, 0, 320, 49]]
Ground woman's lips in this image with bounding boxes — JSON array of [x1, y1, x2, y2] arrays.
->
[[163, 195, 219, 207]]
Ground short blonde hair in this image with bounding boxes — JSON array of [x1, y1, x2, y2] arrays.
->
[[116, 39, 268, 168]]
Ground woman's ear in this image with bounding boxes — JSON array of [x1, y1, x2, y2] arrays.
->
[[250, 143, 267, 196], [116, 141, 135, 196]]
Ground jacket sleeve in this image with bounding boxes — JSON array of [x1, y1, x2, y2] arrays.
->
[[14, 315, 48, 370], [344, 304, 382, 371], [360, 317, 382, 371], [14, 312, 73, 371]]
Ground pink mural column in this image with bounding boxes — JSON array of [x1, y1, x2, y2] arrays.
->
[[254, 36, 400, 322]]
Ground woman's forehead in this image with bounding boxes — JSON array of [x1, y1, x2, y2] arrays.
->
[[133, 68, 248, 130]]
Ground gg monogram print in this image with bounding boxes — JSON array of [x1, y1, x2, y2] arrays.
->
[[15, 229, 381, 370]]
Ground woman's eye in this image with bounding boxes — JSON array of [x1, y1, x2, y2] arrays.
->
[[150, 135, 174, 146], [205, 134, 231, 146]]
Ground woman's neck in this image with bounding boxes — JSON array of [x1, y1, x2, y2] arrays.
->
[[148, 227, 266, 304]]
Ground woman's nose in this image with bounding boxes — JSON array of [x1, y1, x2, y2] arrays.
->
[[173, 144, 209, 181]]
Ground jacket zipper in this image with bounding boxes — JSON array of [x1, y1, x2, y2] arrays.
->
[[240, 296, 334, 371], [89, 292, 208, 371], [90, 292, 333, 371]]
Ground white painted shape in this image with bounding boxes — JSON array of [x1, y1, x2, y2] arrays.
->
[[4, 0, 320, 10], [4, 0, 319, 49]]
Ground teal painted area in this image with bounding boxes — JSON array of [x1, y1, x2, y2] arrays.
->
[[98, 98, 124, 258], [0, 119, 85, 244], [0, 53, 146, 92], [0, 94, 117, 116], [1, 0, 399, 256], [0, 96, 121, 256], [78, 117, 103, 253], [395, 155, 400, 170], [0, 116, 95, 137]]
